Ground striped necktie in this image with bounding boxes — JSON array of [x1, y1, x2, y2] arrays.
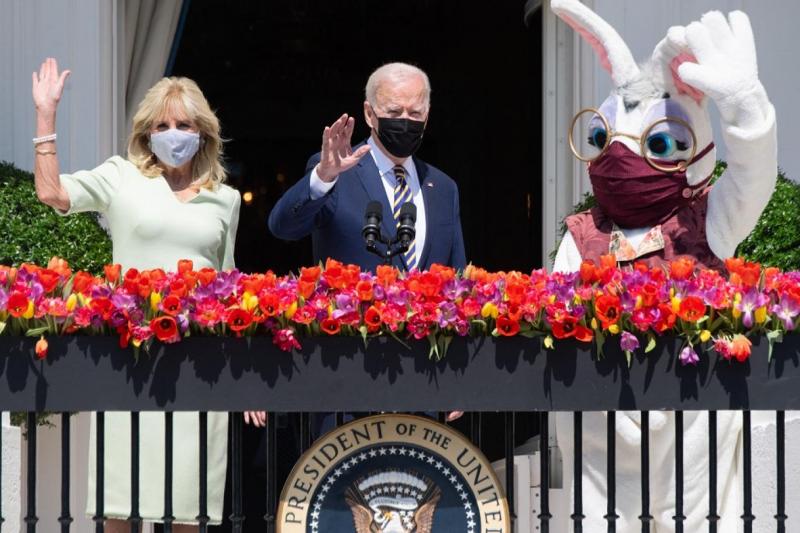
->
[[392, 165, 416, 270]]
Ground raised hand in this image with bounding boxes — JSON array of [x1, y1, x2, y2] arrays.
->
[[32, 58, 71, 116], [673, 11, 769, 128], [316, 113, 371, 182]]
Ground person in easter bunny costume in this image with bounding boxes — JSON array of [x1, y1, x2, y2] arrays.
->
[[549, 0, 777, 530]]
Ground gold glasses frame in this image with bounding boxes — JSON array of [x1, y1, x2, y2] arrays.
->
[[568, 107, 698, 173]]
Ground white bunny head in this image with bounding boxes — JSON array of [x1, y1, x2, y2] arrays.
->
[[553, 0, 716, 185]]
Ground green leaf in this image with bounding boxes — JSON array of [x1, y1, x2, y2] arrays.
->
[[0, 321, 6, 335], [25, 326, 49, 337], [625, 350, 633, 368], [645, 333, 657, 353], [767, 330, 784, 362], [594, 329, 605, 359]]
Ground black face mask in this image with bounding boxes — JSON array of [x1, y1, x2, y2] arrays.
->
[[373, 114, 426, 158]]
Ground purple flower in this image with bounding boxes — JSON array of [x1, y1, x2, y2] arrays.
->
[[620, 331, 640, 353], [737, 288, 769, 328], [0, 287, 7, 311], [332, 293, 356, 319], [679, 345, 700, 366], [437, 302, 458, 328], [771, 295, 800, 330]]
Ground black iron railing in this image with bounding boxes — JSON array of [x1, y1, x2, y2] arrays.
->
[[1, 335, 798, 532]]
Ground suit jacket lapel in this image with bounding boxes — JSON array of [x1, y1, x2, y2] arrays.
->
[[354, 154, 395, 242], [415, 158, 433, 269]]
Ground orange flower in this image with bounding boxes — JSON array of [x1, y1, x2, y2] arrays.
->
[[72, 271, 95, 295], [551, 315, 593, 342], [226, 308, 253, 333], [37, 269, 61, 293], [123, 268, 140, 293], [299, 266, 322, 283], [150, 316, 179, 342], [408, 272, 443, 298], [7, 292, 30, 318], [677, 296, 706, 322], [725, 258, 761, 288], [169, 278, 188, 298], [241, 274, 267, 295], [670, 257, 696, 280], [321, 317, 341, 335], [654, 303, 677, 333], [429, 264, 456, 282], [364, 305, 382, 331], [639, 283, 660, 308], [356, 280, 374, 301], [104, 263, 122, 284], [595, 294, 622, 328], [259, 293, 282, 317], [730, 334, 752, 363], [376, 265, 399, 286], [161, 294, 182, 316], [496, 315, 520, 336], [297, 279, 316, 299], [579, 261, 597, 284], [197, 267, 217, 286], [35, 337, 48, 360], [47, 257, 72, 278], [177, 259, 194, 274]]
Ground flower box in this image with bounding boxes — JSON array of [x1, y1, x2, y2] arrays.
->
[[1, 334, 798, 412]]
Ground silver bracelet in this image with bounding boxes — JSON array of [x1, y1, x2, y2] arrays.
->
[[33, 133, 57, 145]]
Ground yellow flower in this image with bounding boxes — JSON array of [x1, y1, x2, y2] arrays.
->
[[150, 292, 162, 312], [700, 329, 712, 343], [548, 294, 556, 304], [243, 293, 259, 312], [544, 335, 554, 349], [573, 294, 582, 305], [65, 294, 77, 312], [755, 306, 768, 324], [132, 338, 142, 348], [286, 300, 298, 319], [481, 302, 499, 319], [671, 296, 681, 314], [608, 324, 620, 335], [590, 318, 599, 330], [77, 293, 89, 306], [22, 300, 34, 319], [635, 295, 642, 309]]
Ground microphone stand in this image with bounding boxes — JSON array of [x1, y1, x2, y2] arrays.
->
[[365, 233, 410, 265]]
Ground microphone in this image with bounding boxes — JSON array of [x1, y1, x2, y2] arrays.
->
[[362, 201, 383, 247], [397, 202, 416, 250]]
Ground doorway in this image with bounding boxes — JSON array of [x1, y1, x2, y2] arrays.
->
[[170, 0, 542, 274]]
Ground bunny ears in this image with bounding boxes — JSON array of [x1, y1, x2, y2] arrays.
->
[[552, 0, 760, 106], [550, 0, 640, 88]]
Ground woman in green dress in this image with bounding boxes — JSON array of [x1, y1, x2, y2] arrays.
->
[[32, 57, 242, 531]]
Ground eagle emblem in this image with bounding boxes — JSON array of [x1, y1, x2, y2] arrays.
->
[[345, 470, 442, 533]]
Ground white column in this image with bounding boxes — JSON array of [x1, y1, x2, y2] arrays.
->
[[2, 412, 21, 532]]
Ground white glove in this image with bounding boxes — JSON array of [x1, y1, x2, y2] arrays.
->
[[673, 11, 770, 130]]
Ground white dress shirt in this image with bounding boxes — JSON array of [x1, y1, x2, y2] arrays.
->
[[308, 136, 427, 266]]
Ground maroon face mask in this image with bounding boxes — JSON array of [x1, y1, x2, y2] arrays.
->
[[588, 141, 715, 229]]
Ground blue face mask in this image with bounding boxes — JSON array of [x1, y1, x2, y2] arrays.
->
[[149, 129, 201, 168]]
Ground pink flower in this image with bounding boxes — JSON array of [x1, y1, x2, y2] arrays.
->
[[273, 328, 301, 352], [679, 345, 699, 366]]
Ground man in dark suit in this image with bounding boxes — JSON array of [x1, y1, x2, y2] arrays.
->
[[265, 63, 467, 438], [268, 62, 466, 272]]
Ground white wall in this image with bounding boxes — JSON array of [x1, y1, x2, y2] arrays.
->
[[0, 0, 123, 174], [2, 413, 20, 532]]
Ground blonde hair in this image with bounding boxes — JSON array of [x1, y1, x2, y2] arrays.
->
[[127, 77, 226, 189]]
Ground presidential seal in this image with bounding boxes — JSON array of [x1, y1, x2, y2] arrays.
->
[[277, 414, 510, 532]]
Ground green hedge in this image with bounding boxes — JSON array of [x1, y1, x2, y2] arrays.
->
[[0, 161, 111, 272], [553, 161, 800, 270]]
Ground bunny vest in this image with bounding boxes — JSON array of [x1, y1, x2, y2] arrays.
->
[[565, 187, 725, 271]]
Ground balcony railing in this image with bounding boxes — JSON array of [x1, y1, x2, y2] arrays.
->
[[1, 334, 797, 532]]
